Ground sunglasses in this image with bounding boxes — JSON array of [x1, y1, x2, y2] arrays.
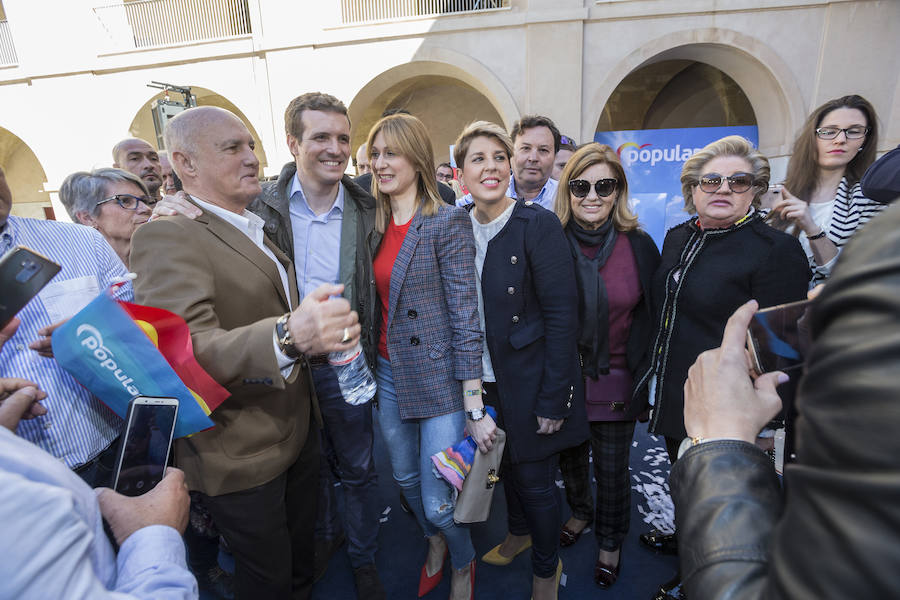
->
[[697, 172, 756, 194], [568, 178, 618, 198], [97, 193, 155, 210], [815, 126, 868, 140]]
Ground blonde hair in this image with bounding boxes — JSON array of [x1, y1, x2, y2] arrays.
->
[[680, 135, 769, 213], [554, 143, 638, 232], [453, 121, 514, 168], [366, 114, 442, 233]]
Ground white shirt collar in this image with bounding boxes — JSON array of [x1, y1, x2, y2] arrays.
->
[[190, 195, 266, 243]]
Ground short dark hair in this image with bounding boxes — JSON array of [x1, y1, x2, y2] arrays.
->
[[284, 92, 349, 140], [511, 115, 561, 154], [436, 162, 452, 171]]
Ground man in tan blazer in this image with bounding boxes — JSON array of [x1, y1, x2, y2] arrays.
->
[[130, 106, 360, 600]]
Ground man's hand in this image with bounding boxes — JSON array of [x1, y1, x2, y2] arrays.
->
[[536, 416, 563, 435], [683, 300, 787, 443], [0, 317, 19, 348], [96, 467, 191, 547], [28, 319, 67, 358], [150, 191, 201, 220], [0, 381, 48, 431], [287, 283, 361, 355]]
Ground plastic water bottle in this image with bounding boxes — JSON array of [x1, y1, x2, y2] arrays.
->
[[328, 341, 377, 405]]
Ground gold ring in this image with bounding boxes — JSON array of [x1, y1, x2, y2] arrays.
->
[[341, 327, 351, 343]]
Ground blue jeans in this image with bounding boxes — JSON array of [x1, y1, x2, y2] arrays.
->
[[312, 364, 380, 568], [375, 355, 475, 569]]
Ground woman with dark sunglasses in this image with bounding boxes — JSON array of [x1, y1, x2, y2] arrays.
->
[[766, 95, 884, 286], [634, 135, 809, 599], [551, 143, 660, 588], [58, 168, 154, 267], [454, 121, 588, 600]]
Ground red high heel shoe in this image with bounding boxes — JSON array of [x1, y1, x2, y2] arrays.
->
[[418, 544, 448, 597]]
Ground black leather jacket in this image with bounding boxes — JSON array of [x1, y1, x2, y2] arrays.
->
[[670, 201, 900, 598]]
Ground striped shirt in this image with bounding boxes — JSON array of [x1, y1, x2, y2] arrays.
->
[[0, 216, 132, 468], [785, 178, 886, 286]]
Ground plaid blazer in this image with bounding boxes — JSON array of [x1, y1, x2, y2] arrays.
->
[[382, 204, 483, 419]]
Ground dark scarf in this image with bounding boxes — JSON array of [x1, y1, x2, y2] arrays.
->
[[565, 219, 618, 378]]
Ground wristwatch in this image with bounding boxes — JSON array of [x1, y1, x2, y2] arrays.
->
[[677, 436, 704, 460], [275, 313, 302, 360], [465, 407, 487, 421]]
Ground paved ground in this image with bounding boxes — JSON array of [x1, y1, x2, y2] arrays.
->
[[308, 419, 680, 599]]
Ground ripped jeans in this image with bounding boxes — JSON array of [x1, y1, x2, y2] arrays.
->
[[375, 355, 476, 569]]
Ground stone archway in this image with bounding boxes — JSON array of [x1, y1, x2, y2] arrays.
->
[[349, 51, 519, 165], [0, 125, 51, 220], [584, 29, 806, 158], [128, 86, 268, 170]]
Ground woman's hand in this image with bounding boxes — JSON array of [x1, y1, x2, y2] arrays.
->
[[467, 414, 497, 454], [772, 186, 819, 235], [536, 416, 563, 435]]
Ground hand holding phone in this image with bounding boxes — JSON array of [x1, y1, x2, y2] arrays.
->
[[0, 246, 61, 330], [113, 396, 179, 496]]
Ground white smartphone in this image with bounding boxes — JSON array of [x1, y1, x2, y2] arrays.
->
[[113, 396, 179, 496]]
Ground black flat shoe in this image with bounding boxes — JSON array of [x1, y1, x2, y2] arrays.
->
[[652, 572, 685, 600], [559, 524, 583, 547], [593, 554, 621, 588], [639, 529, 678, 555]]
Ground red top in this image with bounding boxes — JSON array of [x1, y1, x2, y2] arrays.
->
[[374, 216, 413, 359], [581, 234, 642, 421]]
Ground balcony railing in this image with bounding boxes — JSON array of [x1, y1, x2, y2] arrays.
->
[[93, 0, 251, 52], [0, 20, 18, 66], [339, 0, 509, 24]]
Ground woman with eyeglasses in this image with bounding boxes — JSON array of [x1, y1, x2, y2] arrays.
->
[[767, 95, 884, 286], [59, 168, 154, 267], [550, 143, 660, 588], [453, 121, 587, 600], [634, 135, 810, 599]]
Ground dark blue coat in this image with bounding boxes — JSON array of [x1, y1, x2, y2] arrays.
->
[[480, 201, 589, 464]]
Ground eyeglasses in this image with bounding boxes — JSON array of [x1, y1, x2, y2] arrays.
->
[[815, 126, 868, 140], [697, 172, 756, 194], [97, 193, 155, 210], [568, 178, 617, 198]]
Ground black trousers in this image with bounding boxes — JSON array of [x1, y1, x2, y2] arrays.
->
[[201, 428, 319, 600], [484, 382, 560, 579]]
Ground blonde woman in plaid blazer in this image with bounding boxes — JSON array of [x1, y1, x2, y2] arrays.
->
[[367, 113, 496, 600]]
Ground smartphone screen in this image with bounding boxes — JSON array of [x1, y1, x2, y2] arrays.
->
[[746, 299, 813, 375], [113, 397, 179, 496], [0, 246, 62, 329]]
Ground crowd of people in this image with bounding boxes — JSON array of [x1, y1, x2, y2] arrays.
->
[[0, 88, 897, 600]]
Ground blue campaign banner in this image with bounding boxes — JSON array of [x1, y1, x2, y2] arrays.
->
[[52, 291, 214, 438], [594, 126, 758, 249]]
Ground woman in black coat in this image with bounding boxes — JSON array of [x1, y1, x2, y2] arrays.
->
[[636, 135, 810, 598], [552, 143, 661, 588], [453, 121, 588, 600]]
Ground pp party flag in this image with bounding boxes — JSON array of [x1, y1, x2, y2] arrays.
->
[[118, 300, 229, 417], [52, 291, 227, 438]]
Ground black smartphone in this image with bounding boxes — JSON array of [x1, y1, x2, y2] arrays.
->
[[746, 299, 813, 376], [113, 396, 179, 496], [0, 246, 61, 329]]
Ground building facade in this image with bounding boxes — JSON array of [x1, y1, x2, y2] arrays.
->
[[0, 0, 896, 220]]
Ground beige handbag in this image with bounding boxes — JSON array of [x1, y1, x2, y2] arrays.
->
[[454, 428, 506, 524]]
